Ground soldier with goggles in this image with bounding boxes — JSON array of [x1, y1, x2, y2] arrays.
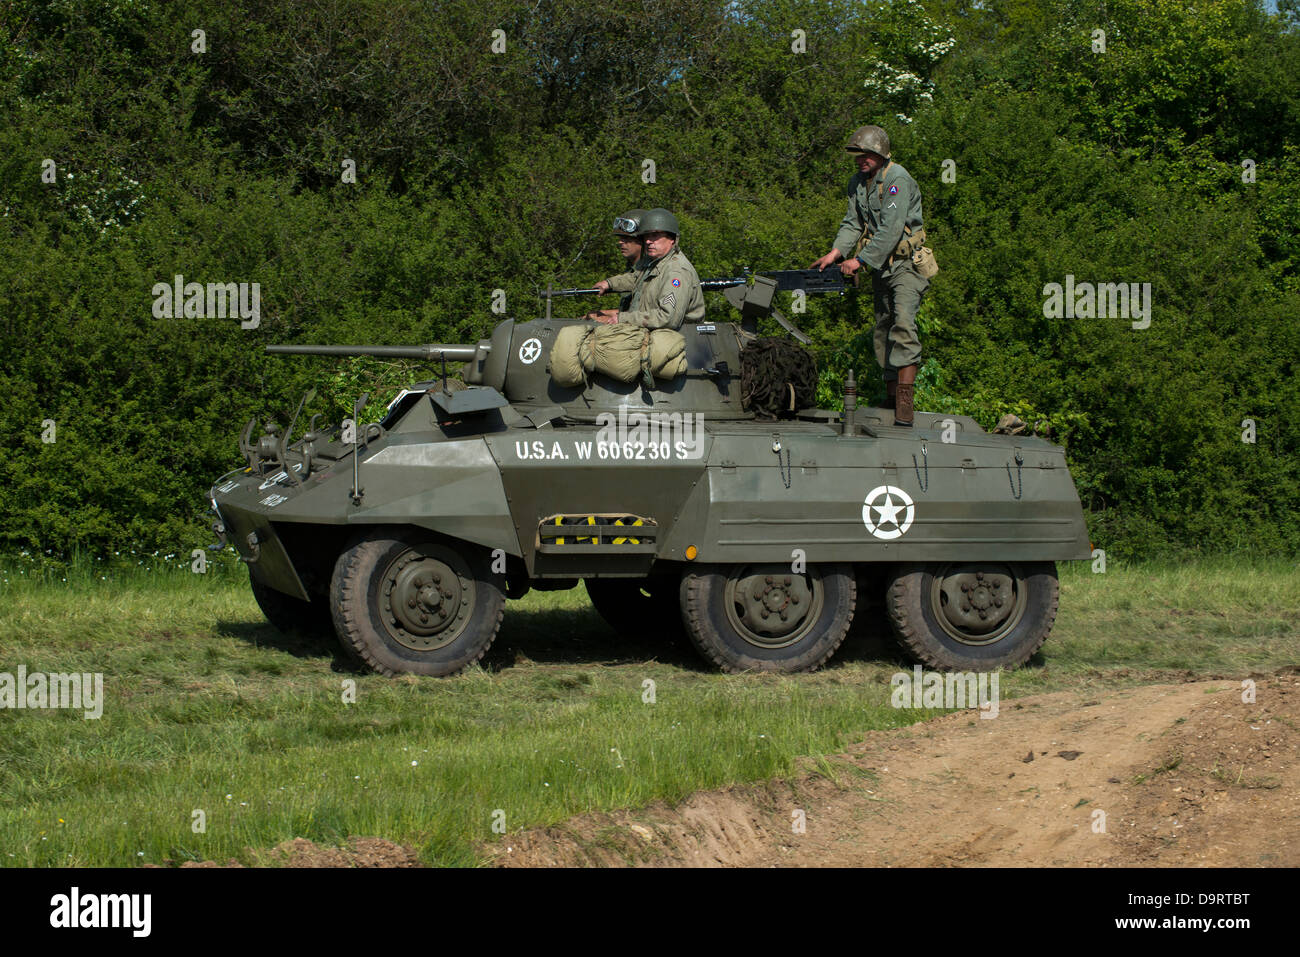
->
[[587, 208, 704, 330]]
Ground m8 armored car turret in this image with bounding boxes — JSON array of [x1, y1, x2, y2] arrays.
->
[[209, 277, 1090, 676]]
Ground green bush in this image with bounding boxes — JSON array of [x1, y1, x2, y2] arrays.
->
[[0, 0, 1295, 560]]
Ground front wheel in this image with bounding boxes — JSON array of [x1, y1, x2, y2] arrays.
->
[[885, 561, 1059, 670], [680, 563, 855, 673], [330, 530, 505, 676], [250, 571, 335, 639]]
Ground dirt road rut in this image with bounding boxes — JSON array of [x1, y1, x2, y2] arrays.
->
[[490, 677, 1299, 867]]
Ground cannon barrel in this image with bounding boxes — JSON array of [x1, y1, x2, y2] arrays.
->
[[266, 344, 480, 362]]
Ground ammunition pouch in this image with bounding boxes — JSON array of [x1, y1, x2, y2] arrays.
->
[[897, 225, 925, 259], [854, 224, 933, 279]]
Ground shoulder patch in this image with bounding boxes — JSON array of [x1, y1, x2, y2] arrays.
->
[[671, 278, 681, 287], [888, 184, 899, 195]]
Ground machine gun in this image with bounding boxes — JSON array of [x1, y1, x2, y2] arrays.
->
[[541, 285, 602, 299], [540, 283, 606, 320], [542, 268, 847, 304], [700, 268, 850, 296], [700, 269, 855, 344], [709, 274, 813, 344], [537, 267, 848, 341]]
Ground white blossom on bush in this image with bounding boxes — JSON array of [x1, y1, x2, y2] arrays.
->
[[861, 0, 956, 123]]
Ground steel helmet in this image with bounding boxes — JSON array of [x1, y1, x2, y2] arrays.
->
[[845, 125, 891, 158], [612, 209, 645, 236], [636, 207, 680, 238]]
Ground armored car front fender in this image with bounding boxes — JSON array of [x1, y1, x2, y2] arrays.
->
[[212, 437, 522, 601], [344, 437, 521, 558]]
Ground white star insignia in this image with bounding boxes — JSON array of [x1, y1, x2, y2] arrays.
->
[[873, 494, 905, 526], [862, 485, 916, 540]]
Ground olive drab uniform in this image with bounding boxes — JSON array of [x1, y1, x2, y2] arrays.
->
[[617, 245, 705, 330], [833, 161, 928, 380], [602, 265, 644, 311]]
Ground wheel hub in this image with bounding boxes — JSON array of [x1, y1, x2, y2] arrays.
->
[[727, 568, 818, 647], [383, 548, 472, 651], [931, 564, 1025, 645]]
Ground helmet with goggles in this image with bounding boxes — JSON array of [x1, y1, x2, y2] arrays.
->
[[612, 210, 645, 236]]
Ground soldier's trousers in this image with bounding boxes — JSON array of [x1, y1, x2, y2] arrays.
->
[[872, 260, 929, 380]]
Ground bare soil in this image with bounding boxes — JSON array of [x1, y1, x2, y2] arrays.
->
[[487, 676, 1300, 867], [178, 836, 421, 868]]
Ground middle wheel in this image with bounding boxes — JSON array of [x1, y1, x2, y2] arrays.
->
[[679, 563, 856, 673], [584, 577, 685, 641]]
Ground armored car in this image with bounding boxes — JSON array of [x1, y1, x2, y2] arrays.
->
[[210, 279, 1089, 676]]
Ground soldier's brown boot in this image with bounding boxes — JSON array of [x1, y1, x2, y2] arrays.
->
[[885, 379, 897, 411], [894, 383, 914, 427], [894, 364, 918, 427]]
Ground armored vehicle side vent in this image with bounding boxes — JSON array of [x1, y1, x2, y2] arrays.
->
[[538, 514, 658, 553]]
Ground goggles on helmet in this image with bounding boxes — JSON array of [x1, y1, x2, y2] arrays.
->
[[612, 216, 641, 235]]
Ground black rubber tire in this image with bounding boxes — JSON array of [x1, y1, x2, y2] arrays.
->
[[886, 561, 1059, 671], [250, 571, 335, 639], [584, 578, 685, 641], [330, 530, 505, 677], [679, 563, 856, 673]]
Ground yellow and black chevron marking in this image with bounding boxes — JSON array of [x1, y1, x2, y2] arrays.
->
[[611, 517, 644, 546], [543, 515, 653, 546], [552, 514, 599, 545]]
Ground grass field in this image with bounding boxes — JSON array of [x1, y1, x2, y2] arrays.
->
[[1, 551, 1296, 866]]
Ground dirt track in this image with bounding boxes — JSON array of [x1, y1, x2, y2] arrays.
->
[[489, 676, 1299, 867]]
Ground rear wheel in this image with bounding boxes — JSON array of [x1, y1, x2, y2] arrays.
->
[[680, 563, 855, 673], [886, 561, 1058, 670], [584, 578, 684, 641], [330, 530, 505, 676]]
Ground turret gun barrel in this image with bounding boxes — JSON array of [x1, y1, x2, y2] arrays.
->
[[266, 344, 479, 362]]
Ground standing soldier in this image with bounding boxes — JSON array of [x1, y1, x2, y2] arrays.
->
[[811, 125, 929, 426], [593, 209, 645, 310], [586, 208, 704, 330]]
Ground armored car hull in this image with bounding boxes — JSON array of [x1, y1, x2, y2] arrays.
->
[[211, 317, 1090, 676]]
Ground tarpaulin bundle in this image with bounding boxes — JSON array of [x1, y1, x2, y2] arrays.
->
[[550, 324, 594, 387], [550, 324, 687, 388]]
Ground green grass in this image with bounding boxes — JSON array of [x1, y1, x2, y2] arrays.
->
[[0, 552, 1296, 866]]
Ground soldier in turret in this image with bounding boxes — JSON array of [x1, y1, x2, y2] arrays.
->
[[592, 209, 645, 311], [811, 125, 929, 426], [586, 208, 704, 330]]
